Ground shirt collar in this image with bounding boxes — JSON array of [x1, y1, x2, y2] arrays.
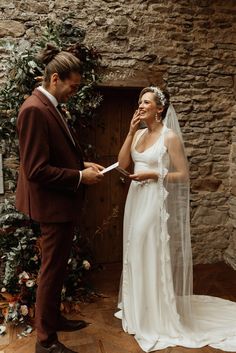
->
[[37, 85, 58, 108]]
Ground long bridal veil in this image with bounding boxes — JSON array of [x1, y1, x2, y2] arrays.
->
[[116, 103, 194, 327], [161, 103, 193, 326]]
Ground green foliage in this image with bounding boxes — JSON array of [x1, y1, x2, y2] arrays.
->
[[0, 200, 40, 300], [0, 20, 102, 327], [0, 19, 102, 153]]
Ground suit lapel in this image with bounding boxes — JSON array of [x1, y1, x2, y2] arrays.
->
[[32, 89, 81, 152]]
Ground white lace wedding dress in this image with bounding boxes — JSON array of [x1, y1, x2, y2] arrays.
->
[[115, 126, 236, 352]]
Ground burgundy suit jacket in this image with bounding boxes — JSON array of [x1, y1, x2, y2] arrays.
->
[[15, 89, 85, 224]]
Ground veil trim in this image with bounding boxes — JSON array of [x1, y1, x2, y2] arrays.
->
[[158, 131, 181, 322]]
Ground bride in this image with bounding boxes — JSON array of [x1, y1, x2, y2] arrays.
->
[[115, 86, 236, 352]]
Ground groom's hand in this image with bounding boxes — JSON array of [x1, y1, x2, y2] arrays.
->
[[84, 161, 104, 172], [81, 167, 104, 184]]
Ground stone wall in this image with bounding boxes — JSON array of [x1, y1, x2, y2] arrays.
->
[[1, 0, 236, 266]]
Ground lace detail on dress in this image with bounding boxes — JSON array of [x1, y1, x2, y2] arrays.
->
[[158, 131, 180, 321]]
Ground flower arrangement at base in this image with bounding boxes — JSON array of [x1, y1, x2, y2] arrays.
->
[[0, 199, 94, 335], [0, 19, 102, 334]]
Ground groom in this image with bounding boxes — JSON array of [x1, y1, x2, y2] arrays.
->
[[15, 45, 104, 353]]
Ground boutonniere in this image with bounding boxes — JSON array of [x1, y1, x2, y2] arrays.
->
[[60, 105, 72, 123]]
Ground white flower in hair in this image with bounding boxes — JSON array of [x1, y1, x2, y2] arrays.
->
[[150, 86, 167, 106]]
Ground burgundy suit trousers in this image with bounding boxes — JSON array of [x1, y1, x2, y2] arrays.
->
[[35, 222, 74, 344]]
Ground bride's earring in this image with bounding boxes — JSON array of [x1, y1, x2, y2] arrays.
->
[[155, 113, 161, 123]]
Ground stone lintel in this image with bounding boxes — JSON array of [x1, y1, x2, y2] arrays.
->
[[99, 69, 165, 88]]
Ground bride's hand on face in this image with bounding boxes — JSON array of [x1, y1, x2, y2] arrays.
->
[[129, 110, 141, 136]]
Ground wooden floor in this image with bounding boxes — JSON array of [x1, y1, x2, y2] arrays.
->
[[0, 262, 236, 353]]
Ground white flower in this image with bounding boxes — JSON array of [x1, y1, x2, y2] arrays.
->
[[19, 271, 29, 280], [82, 260, 91, 270], [0, 325, 6, 335], [26, 280, 35, 288], [65, 109, 72, 121], [1, 287, 6, 292], [20, 305, 28, 316], [18, 271, 30, 284]]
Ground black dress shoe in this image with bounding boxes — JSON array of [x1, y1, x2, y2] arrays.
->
[[57, 316, 89, 332], [35, 340, 78, 353]]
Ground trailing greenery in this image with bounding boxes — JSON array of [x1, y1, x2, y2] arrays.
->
[[0, 20, 102, 330]]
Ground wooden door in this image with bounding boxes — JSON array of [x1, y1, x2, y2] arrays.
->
[[82, 87, 141, 264]]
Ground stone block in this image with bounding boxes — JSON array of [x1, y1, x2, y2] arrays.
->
[[192, 206, 227, 226], [208, 76, 233, 87], [191, 177, 222, 192], [0, 20, 25, 37]]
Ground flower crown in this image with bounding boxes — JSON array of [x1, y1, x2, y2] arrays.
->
[[150, 86, 167, 106]]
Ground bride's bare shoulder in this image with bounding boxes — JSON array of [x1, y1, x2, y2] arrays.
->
[[165, 129, 179, 142]]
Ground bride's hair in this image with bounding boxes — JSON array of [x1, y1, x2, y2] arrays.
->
[[139, 86, 170, 121]]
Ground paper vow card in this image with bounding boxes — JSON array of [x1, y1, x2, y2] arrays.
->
[[101, 162, 119, 174], [100, 162, 130, 177]]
